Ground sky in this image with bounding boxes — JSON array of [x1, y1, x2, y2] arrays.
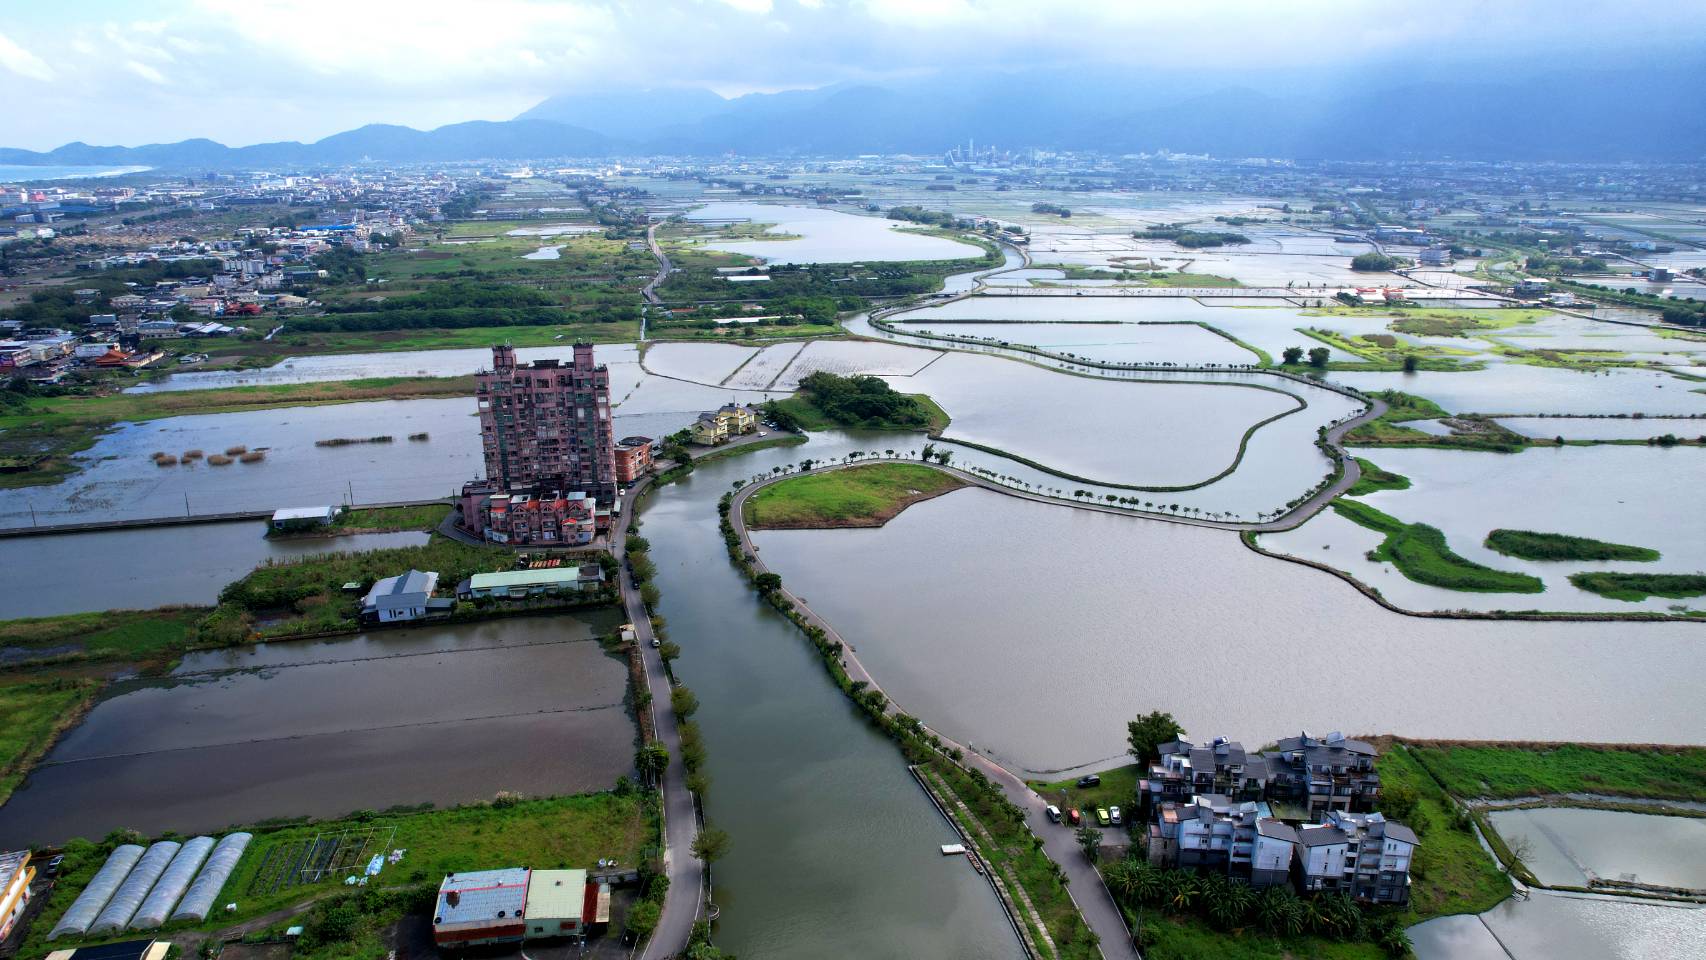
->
[[3, 0, 1705, 151]]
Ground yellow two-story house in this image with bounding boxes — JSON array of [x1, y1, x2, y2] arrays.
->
[[691, 404, 760, 445]]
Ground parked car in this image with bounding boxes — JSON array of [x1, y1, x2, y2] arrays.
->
[[44, 855, 64, 876], [1096, 807, 1111, 827], [1076, 774, 1101, 788], [1067, 808, 1082, 827], [1045, 805, 1061, 823], [1108, 806, 1122, 826]]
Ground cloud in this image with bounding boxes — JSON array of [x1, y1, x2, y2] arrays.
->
[[0, 30, 55, 81], [0, 0, 1702, 149]]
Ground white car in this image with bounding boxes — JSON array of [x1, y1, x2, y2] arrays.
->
[[1108, 805, 1123, 826], [1045, 804, 1061, 823]]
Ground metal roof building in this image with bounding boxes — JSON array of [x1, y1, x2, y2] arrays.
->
[[432, 868, 530, 949], [459, 566, 598, 599], [522, 869, 595, 939]]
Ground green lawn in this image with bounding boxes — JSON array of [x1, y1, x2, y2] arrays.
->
[[1404, 742, 1706, 802], [1568, 571, 1706, 601], [1139, 915, 1384, 960], [1484, 529, 1660, 562], [320, 503, 449, 536], [1344, 458, 1411, 496], [1331, 499, 1544, 594], [1028, 763, 1141, 818], [1375, 746, 1512, 920], [0, 608, 208, 668], [743, 462, 965, 529], [16, 792, 652, 959], [236, 321, 640, 355], [0, 679, 98, 805]]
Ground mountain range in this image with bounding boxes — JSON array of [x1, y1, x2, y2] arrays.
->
[[5, 64, 1704, 170]]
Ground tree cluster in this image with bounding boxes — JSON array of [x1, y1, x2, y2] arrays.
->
[[791, 371, 930, 428]]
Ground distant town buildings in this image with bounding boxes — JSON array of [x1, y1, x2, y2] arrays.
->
[[458, 344, 617, 545]]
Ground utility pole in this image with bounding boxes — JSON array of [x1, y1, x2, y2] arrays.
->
[[184, 492, 191, 518]]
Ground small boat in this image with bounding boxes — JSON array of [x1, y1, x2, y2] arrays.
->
[[940, 843, 966, 856]]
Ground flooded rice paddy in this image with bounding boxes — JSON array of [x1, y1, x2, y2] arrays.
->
[[0, 523, 427, 619], [1486, 806, 1706, 890], [686, 201, 985, 264], [0, 615, 629, 846], [751, 487, 1706, 776], [1262, 445, 1706, 614]]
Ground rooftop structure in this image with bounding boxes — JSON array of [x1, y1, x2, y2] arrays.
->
[[360, 569, 443, 623], [460, 565, 604, 599], [0, 850, 34, 942], [433, 868, 531, 949]]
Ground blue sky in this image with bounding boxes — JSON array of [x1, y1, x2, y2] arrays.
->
[[3, 0, 1703, 150]]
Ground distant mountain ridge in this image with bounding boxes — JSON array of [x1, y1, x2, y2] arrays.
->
[[5, 64, 1705, 170]]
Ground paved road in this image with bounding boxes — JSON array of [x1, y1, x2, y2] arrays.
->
[[643, 223, 671, 307], [615, 478, 705, 960]]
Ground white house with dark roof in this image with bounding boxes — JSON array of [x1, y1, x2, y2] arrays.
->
[[1296, 810, 1417, 905]]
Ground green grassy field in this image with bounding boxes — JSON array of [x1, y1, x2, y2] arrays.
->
[[1344, 458, 1411, 496], [1568, 571, 1706, 601], [0, 679, 98, 805], [743, 462, 965, 528], [16, 792, 651, 959], [0, 608, 207, 668], [1374, 746, 1513, 919], [1138, 915, 1384, 960], [228, 320, 640, 356], [1484, 529, 1660, 562], [318, 503, 449, 536], [1332, 499, 1544, 594], [1028, 763, 1141, 817], [203, 535, 598, 642], [1404, 741, 1706, 803]]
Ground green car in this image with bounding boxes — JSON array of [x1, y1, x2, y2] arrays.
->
[[1096, 807, 1110, 827]]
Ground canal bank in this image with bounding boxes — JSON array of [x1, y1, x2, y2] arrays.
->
[[632, 428, 1026, 959]]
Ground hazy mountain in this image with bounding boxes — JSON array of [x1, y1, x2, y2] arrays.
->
[[5, 62, 1705, 169], [0, 119, 613, 170], [517, 88, 731, 140]]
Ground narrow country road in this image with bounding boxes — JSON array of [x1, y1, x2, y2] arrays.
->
[[615, 477, 704, 959], [643, 222, 671, 306]]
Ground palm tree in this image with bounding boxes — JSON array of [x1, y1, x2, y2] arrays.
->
[[1166, 871, 1198, 912], [1377, 919, 1413, 958], [1133, 864, 1168, 906]]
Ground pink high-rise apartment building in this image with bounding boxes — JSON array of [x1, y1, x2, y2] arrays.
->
[[459, 344, 617, 543]]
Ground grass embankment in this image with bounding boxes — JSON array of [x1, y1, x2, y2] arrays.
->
[[1345, 390, 1527, 452], [1567, 572, 1706, 602], [0, 376, 473, 489], [743, 462, 965, 529], [1345, 458, 1411, 496], [1374, 746, 1513, 919], [203, 536, 614, 643], [1137, 916, 1384, 960], [0, 608, 207, 669], [272, 503, 451, 538], [1484, 529, 1660, 562], [16, 792, 652, 960], [1332, 500, 1544, 594], [1402, 741, 1706, 803], [0, 679, 99, 806]]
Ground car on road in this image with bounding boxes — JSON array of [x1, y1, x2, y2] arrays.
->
[[1067, 807, 1082, 826], [1108, 806, 1122, 826], [1076, 774, 1101, 788], [1096, 807, 1111, 827], [1045, 804, 1061, 823]]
